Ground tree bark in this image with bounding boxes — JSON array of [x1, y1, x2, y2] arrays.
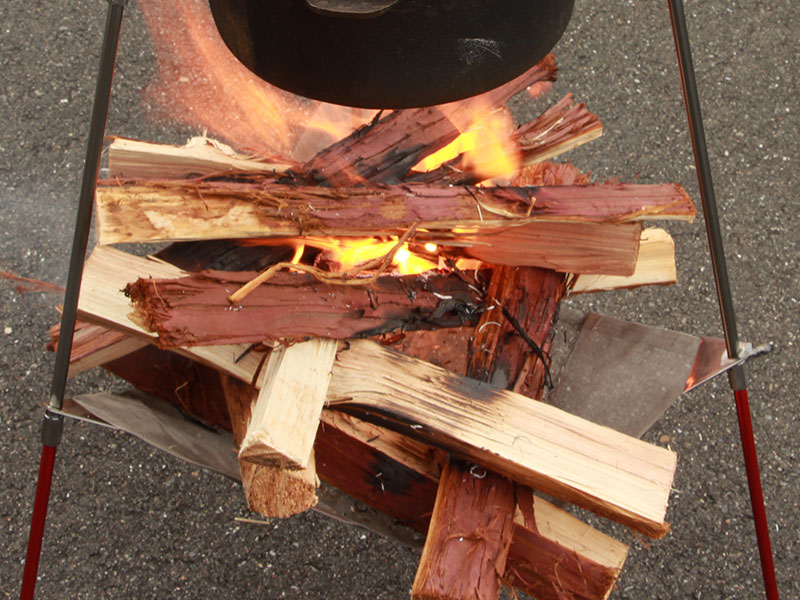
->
[[123, 266, 484, 348], [411, 457, 515, 600]]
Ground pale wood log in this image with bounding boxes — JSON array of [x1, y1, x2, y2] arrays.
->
[[96, 342, 628, 598], [411, 458, 515, 600], [76, 246, 266, 384], [239, 338, 338, 470], [570, 227, 677, 294], [327, 339, 675, 538], [94, 179, 694, 245], [220, 373, 318, 518], [48, 320, 148, 377], [107, 136, 294, 180]]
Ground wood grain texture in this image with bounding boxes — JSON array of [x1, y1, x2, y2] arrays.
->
[[412, 458, 515, 600], [77, 246, 267, 383], [107, 136, 294, 180], [302, 55, 558, 186], [95, 179, 694, 245], [327, 339, 676, 538], [96, 344, 629, 597], [48, 320, 148, 377], [220, 374, 319, 518], [123, 266, 483, 348], [239, 338, 337, 470], [570, 227, 677, 294]]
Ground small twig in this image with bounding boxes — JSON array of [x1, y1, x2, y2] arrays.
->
[[227, 223, 420, 304], [234, 516, 272, 526]]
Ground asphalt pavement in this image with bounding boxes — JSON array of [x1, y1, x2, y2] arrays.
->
[[1, 0, 798, 598]]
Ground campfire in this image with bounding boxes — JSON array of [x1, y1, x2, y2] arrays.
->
[[48, 1, 701, 598]]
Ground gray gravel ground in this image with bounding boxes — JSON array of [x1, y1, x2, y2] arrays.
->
[[1, 0, 798, 598]]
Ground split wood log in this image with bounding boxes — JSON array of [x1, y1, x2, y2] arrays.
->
[[411, 458, 516, 600], [103, 344, 234, 431], [412, 265, 567, 600], [48, 320, 147, 377], [76, 247, 674, 535], [220, 373, 319, 517], [123, 266, 483, 348], [409, 94, 603, 186], [458, 221, 642, 276], [94, 178, 695, 246], [508, 493, 630, 600], [319, 409, 629, 599], [302, 55, 558, 186], [95, 341, 629, 598], [107, 136, 295, 180], [468, 266, 566, 396], [77, 247, 673, 532], [76, 245, 268, 384], [570, 227, 677, 294], [238, 338, 337, 470], [327, 339, 676, 538]]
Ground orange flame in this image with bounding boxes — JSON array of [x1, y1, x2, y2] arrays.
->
[[137, 0, 375, 159], [306, 237, 438, 275], [416, 106, 521, 183]]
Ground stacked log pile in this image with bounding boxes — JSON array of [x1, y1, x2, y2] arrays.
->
[[52, 56, 696, 599]]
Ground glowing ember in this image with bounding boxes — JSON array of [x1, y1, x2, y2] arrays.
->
[[309, 237, 438, 275], [241, 237, 439, 276]]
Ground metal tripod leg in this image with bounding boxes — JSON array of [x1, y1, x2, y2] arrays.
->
[[19, 1, 127, 598], [666, 1, 779, 597]]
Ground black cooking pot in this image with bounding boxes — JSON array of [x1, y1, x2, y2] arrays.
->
[[209, 0, 574, 108]]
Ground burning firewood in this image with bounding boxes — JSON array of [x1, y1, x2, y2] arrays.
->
[[95, 178, 693, 243], [408, 93, 603, 186], [49, 36, 701, 597], [302, 56, 558, 186]]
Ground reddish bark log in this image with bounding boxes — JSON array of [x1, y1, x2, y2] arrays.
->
[[468, 266, 567, 398], [95, 178, 694, 245], [412, 458, 516, 600], [124, 269, 484, 348]]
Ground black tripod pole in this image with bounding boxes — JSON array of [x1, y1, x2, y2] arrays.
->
[[19, 1, 127, 598], [666, 1, 779, 597]]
